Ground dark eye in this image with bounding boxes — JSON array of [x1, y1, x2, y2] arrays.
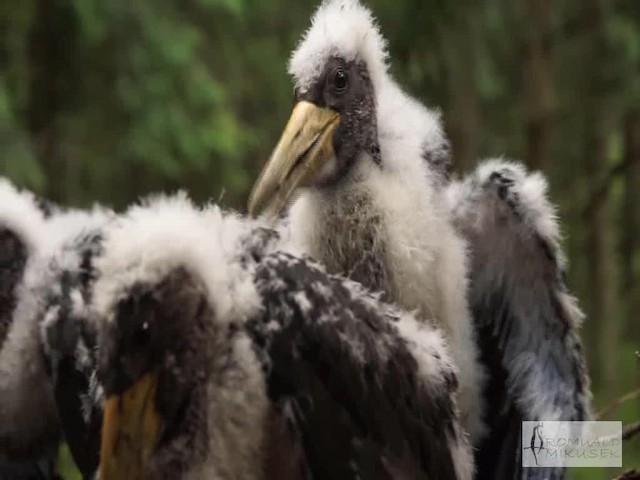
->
[[133, 319, 151, 347], [333, 68, 349, 94]]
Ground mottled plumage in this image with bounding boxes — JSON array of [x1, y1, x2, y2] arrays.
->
[[0, 180, 111, 479], [39, 228, 106, 478], [248, 2, 591, 479], [95, 196, 472, 480]]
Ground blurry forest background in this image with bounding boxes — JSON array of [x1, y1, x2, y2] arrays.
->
[[0, 0, 639, 477]]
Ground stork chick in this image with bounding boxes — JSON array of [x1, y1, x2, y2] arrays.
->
[[249, 0, 484, 439], [248, 3, 590, 479], [95, 195, 473, 480]]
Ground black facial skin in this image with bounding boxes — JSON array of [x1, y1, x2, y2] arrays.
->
[[99, 269, 217, 451], [296, 57, 381, 185]]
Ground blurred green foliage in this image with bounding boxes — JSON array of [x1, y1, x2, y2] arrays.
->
[[0, 0, 638, 478]]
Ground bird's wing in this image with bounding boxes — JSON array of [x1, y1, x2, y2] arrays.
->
[[39, 229, 105, 478], [447, 160, 591, 480], [0, 180, 59, 479], [247, 252, 473, 480]]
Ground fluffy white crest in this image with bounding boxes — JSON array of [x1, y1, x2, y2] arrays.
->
[[289, 0, 389, 92], [93, 194, 264, 328], [43, 207, 114, 256]]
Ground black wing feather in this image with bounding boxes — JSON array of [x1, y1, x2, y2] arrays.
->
[[248, 252, 466, 480]]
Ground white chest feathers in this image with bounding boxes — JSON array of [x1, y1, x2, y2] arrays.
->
[[289, 164, 486, 441]]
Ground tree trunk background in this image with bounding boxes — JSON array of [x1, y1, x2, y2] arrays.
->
[[621, 111, 640, 338], [524, 0, 555, 172], [582, 0, 618, 394], [444, 10, 480, 174]]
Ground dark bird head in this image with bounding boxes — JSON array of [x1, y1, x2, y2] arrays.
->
[[248, 0, 450, 218], [248, 0, 389, 217], [98, 268, 217, 480], [94, 197, 268, 480]]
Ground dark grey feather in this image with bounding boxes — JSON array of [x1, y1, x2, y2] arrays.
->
[[449, 161, 591, 480]]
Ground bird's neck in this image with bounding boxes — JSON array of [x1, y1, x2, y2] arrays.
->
[[291, 180, 390, 296], [289, 161, 475, 351], [289, 161, 448, 318]]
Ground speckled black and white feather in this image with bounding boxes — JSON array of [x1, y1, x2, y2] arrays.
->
[[248, 251, 473, 480], [38, 227, 107, 479], [447, 160, 591, 480], [0, 198, 112, 478], [94, 195, 473, 480]]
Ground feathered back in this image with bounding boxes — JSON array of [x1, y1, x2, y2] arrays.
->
[[249, 250, 473, 480]]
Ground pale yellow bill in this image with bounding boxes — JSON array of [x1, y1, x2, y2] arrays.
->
[[99, 372, 163, 480], [248, 101, 339, 219]]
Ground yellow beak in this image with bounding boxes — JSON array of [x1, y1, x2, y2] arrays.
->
[[248, 101, 339, 218], [99, 372, 163, 480]]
